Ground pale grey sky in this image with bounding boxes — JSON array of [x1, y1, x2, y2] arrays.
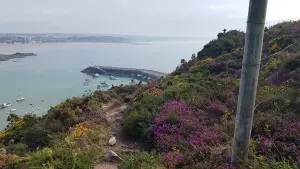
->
[[0, 0, 299, 37]]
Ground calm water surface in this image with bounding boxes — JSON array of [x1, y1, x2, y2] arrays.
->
[[0, 41, 204, 129]]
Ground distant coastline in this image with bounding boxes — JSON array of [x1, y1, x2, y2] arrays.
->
[[0, 34, 130, 45], [0, 42, 130, 47], [0, 52, 37, 62]]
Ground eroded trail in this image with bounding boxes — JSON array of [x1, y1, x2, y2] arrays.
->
[[94, 103, 140, 169]]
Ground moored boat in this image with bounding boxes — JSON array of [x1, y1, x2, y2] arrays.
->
[[83, 78, 92, 85], [98, 81, 110, 88], [109, 76, 119, 80], [0, 103, 13, 109], [92, 73, 99, 78], [16, 97, 25, 102]]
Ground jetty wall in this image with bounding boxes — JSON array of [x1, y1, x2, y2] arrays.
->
[[81, 66, 168, 81]]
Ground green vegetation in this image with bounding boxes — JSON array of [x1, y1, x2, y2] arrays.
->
[[1, 20, 300, 168], [121, 152, 166, 169]]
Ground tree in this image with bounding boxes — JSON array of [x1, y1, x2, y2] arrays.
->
[[191, 54, 196, 60], [223, 29, 227, 34], [180, 59, 186, 64], [7, 113, 20, 124]]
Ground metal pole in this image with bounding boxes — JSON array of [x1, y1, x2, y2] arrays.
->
[[231, 0, 268, 165]]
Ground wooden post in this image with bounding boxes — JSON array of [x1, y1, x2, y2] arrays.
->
[[231, 0, 268, 165]]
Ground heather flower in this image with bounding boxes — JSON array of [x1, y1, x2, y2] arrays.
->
[[266, 70, 291, 86], [152, 101, 222, 152], [256, 121, 300, 164], [187, 126, 221, 147], [197, 98, 227, 117], [234, 69, 242, 73], [162, 151, 183, 169]]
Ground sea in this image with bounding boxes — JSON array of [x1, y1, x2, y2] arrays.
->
[[0, 40, 205, 129]]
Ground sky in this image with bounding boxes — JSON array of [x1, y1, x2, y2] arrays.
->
[[0, 0, 299, 38]]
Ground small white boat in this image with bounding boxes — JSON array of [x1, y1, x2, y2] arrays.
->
[[16, 97, 25, 102], [92, 73, 99, 78], [98, 81, 110, 88], [9, 109, 16, 112], [0, 103, 12, 109], [83, 78, 92, 85], [100, 81, 107, 85], [109, 76, 119, 80]]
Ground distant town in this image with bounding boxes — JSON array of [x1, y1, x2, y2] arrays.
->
[[0, 33, 206, 45], [0, 34, 130, 44]]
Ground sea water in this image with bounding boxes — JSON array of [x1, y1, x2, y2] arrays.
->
[[0, 40, 204, 129]]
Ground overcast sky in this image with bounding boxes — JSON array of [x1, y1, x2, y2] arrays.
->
[[0, 0, 299, 37]]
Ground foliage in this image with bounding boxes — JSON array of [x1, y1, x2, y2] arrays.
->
[[6, 143, 28, 156], [65, 122, 88, 146], [121, 152, 166, 169], [123, 93, 164, 141], [197, 30, 245, 59], [3, 20, 300, 169]]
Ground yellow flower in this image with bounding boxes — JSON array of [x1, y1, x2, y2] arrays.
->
[[203, 57, 213, 62], [177, 82, 185, 87]]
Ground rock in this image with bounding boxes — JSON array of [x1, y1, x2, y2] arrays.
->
[[123, 96, 133, 103], [108, 137, 116, 146], [103, 150, 122, 162]]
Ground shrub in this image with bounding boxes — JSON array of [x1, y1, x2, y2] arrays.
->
[[121, 152, 166, 169], [21, 124, 51, 151], [123, 94, 164, 141], [28, 148, 54, 168], [2, 155, 28, 169], [74, 148, 103, 169], [6, 143, 28, 156]]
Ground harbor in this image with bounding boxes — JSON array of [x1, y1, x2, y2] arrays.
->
[[81, 66, 168, 81]]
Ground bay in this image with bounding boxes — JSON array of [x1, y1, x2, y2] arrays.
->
[[0, 40, 204, 129]]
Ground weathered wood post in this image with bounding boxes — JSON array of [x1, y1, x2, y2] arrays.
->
[[231, 0, 268, 165]]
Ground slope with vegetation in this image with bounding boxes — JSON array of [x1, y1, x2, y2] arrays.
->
[[0, 21, 300, 169]]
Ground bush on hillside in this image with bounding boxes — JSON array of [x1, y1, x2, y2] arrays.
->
[[197, 30, 245, 59]]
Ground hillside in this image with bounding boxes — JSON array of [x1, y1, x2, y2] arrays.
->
[[0, 21, 299, 169]]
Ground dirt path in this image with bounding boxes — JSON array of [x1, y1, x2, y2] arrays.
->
[[94, 103, 140, 169]]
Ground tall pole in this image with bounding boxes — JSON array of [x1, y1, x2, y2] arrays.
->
[[231, 0, 268, 165]]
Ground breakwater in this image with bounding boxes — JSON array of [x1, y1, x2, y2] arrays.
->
[[81, 66, 168, 81], [0, 52, 37, 62]]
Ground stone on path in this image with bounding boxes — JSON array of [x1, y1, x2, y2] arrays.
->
[[108, 136, 116, 146], [103, 150, 122, 162]]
